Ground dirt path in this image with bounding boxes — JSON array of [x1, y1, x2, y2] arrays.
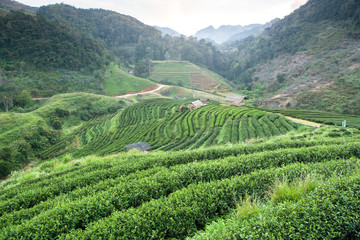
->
[[277, 114, 322, 128], [32, 97, 51, 100], [114, 84, 166, 99]]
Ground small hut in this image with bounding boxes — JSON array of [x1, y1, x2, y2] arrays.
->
[[188, 100, 206, 110], [225, 94, 248, 106], [125, 142, 152, 152]]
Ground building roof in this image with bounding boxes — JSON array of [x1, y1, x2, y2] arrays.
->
[[225, 94, 247, 103], [125, 142, 152, 152], [191, 100, 205, 108]]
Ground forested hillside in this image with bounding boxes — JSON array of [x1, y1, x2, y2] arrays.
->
[[226, 0, 360, 114], [0, 0, 36, 13], [37, 4, 228, 72], [0, 11, 109, 70], [0, 93, 125, 178]]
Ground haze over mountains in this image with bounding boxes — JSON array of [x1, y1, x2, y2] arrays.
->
[[153, 26, 181, 37], [195, 20, 279, 44]]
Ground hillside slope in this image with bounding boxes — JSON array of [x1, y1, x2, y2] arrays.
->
[[38, 4, 161, 63], [39, 98, 300, 159], [0, 93, 124, 178], [0, 0, 37, 13], [228, 0, 360, 114], [0, 11, 108, 71], [0, 126, 359, 239], [150, 61, 230, 92]]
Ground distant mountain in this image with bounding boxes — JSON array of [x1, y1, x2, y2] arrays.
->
[[226, 19, 279, 43], [0, 0, 37, 13], [195, 23, 276, 44], [227, 0, 360, 114], [154, 26, 181, 37]]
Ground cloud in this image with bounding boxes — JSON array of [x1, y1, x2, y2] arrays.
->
[[17, 0, 311, 36]]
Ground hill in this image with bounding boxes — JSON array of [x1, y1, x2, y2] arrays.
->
[[103, 63, 157, 96], [226, 0, 360, 114], [0, 123, 359, 238], [37, 4, 161, 63], [0, 93, 124, 178], [154, 26, 181, 37], [39, 98, 300, 159], [150, 61, 230, 91], [0, 11, 109, 71], [0, 0, 37, 13]]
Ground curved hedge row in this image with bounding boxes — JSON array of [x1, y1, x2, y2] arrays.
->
[[38, 99, 300, 158], [1, 143, 359, 234], [191, 172, 360, 240], [56, 159, 359, 240], [1, 143, 360, 238]]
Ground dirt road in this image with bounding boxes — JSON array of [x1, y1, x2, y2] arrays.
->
[[114, 84, 166, 99]]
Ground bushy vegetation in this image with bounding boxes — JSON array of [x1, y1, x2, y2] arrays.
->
[[0, 93, 124, 178], [39, 99, 301, 159], [0, 11, 109, 71], [190, 170, 360, 240], [0, 129, 359, 239], [262, 108, 360, 129]]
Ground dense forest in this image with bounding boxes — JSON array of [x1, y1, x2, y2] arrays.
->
[[0, 11, 109, 70], [38, 4, 230, 72]]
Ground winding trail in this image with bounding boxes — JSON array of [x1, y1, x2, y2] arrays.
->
[[276, 114, 322, 128], [114, 84, 166, 99]]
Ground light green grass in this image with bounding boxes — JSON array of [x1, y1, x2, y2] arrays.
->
[[104, 63, 157, 95], [150, 61, 231, 91], [0, 112, 46, 147]]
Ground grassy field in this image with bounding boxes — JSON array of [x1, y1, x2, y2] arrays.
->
[[150, 61, 231, 92], [104, 63, 157, 95], [159, 85, 226, 101]]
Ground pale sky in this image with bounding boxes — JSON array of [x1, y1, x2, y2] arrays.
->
[[17, 0, 308, 36]]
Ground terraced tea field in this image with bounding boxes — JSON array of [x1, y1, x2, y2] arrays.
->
[[1, 130, 360, 239], [150, 61, 230, 91], [40, 98, 299, 159], [262, 108, 360, 129]]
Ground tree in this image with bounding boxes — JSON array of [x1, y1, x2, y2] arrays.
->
[[16, 89, 33, 108], [0, 92, 14, 112], [134, 58, 152, 78]]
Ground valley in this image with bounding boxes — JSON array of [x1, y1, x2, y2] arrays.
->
[[0, 0, 360, 239]]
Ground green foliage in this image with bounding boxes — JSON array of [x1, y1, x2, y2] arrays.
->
[[269, 175, 319, 203], [134, 58, 153, 78], [15, 90, 32, 108], [39, 101, 301, 159], [262, 108, 360, 129], [0, 92, 124, 178], [104, 63, 156, 95], [0, 11, 109, 71], [236, 196, 263, 220]]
